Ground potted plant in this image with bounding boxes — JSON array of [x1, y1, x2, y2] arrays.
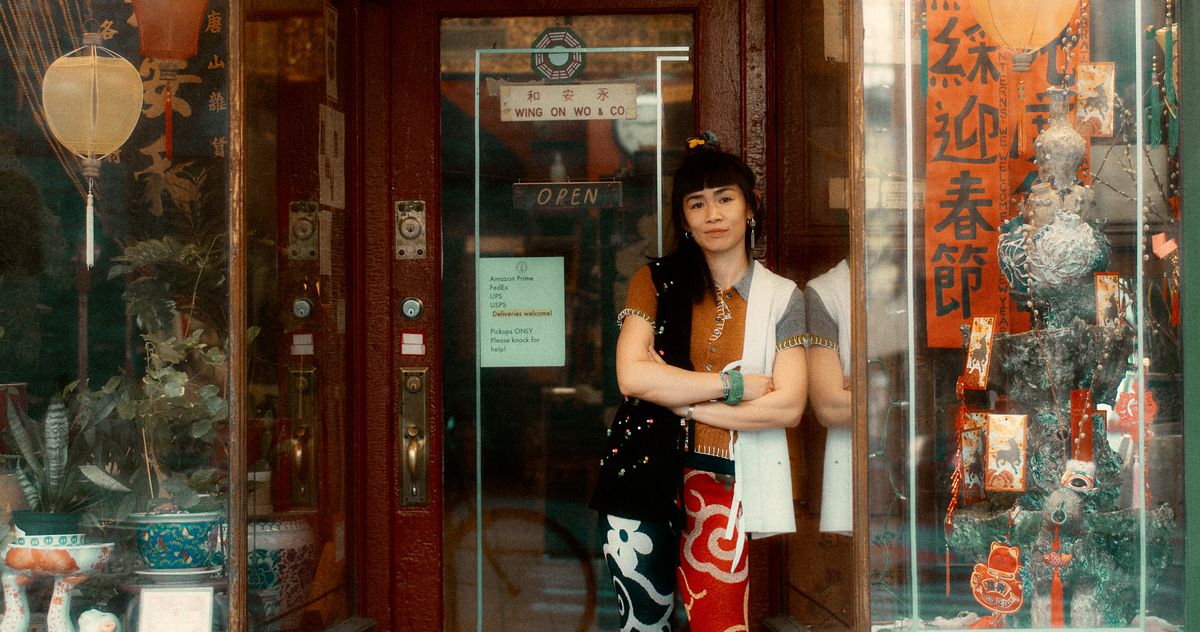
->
[[113, 328, 229, 569], [2, 381, 131, 536], [102, 163, 233, 570]]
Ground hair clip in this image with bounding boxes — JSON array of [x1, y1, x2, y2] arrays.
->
[[686, 130, 720, 150]]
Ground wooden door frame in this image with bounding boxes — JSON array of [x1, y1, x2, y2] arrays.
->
[[350, 1, 770, 629]]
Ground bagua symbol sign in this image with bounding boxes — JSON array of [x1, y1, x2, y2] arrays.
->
[[531, 27, 585, 81]]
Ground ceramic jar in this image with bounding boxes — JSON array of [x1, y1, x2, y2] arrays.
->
[[248, 517, 317, 632], [129, 511, 225, 569]]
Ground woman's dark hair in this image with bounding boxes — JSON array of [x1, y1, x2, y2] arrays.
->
[[665, 132, 762, 302]]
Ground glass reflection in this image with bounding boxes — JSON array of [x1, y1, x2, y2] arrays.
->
[[862, 0, 1186, 628], [440, 15, 693, 631], [0, 0, 233, 629]]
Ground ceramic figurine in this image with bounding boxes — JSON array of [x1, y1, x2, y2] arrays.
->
[[76, 610, 120, 632], [0, 542, 112, 632], [46, 575, 87, 632], [0, 568, 31, 632]]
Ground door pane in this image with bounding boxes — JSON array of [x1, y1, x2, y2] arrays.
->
[[243, 3, 353, 630], [861, 0, 1187, 627], [440, 15, 692, 631]]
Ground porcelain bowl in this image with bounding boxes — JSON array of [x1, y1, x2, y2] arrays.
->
[[128, 511, 225, 569]]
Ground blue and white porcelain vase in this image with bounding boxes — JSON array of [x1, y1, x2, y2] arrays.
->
[[248, 517, 317, 632]]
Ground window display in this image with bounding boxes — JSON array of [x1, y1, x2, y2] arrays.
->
[[0, 0, 234, 629], [861, 0, 1185, 628], [0, 1, 351, 630]]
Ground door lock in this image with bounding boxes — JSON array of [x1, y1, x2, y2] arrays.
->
[[292, 298, 314, 319], [401, 298, 423, 320], [399, 367, 428, 505], [288, 201, 319, 260], [394, 200, 427, 260]]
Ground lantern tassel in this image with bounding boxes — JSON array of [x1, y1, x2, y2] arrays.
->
[[165, 83, 174, 161], [1165, 26, 1179, 152], [1050, 525, 1064, 627], [86, 180, 95, 269]]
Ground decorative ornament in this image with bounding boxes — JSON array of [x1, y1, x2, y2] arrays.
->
[[985, 414, 1027, 492], [41, 32, 144, 268], [970, 542, 1024, 615], [1094, 272, 1123, 328], [1027, 213, 1105, 288], [530, 27, 585, 81], [962, 317, 996, 390], [1041, 524, 1073, 627], [1114, 380, 1159, 435], [998, 88, 1110, 324], [133, 0, 210, 161], [961, 411, 988, 504], [1154, 22, 1179, 151], [1061, 389, 1097, 492], [965, 0, 1079, 71]]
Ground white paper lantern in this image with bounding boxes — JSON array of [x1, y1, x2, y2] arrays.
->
[[42, 32, 143, 267]]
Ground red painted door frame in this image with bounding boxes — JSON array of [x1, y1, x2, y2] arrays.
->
[[350, 1, 769, 629]]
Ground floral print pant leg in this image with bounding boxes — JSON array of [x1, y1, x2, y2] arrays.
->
[[676, 469, 749, 632], [600, 514, 677, 632]]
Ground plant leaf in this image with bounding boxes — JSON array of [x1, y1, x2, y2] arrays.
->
[[5, 396, 42, 475], [79, 464, 132, 493], [42, 396, 69, 502], [191, 418, 214, 439]]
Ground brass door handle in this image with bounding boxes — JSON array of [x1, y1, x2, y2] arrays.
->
[[399, 367, 428, 505], [406, 424, 421, 483]]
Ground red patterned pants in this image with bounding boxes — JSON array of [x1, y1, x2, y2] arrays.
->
[[676, 468, 749, 631]]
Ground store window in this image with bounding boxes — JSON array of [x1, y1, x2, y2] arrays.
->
[[860, 0, 1187, 628], [0, 0, 234, 629], [0, 1, 351, 630]]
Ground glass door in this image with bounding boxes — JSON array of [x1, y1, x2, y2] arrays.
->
[[439, 15, 693, 631]]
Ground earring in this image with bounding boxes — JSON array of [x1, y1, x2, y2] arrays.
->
[[684, 231, 693, 240], [748, 218, 756, 250]]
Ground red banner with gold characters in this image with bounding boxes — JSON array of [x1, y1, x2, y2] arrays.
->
[[924, 1, 1090, 347]]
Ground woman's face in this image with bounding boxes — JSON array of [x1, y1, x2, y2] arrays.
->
[[682, 185, 751, 257]]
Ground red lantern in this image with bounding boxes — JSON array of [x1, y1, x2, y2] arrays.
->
[[132, 0, 209, 160]]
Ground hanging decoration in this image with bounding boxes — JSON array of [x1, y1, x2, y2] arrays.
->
[[923, 1, 1091, 347], [970, 542, 1024, 617], [965, 0, 1079, 71], [1155, 22, 1179, 151], [984, 414, 1027, 492], [1062, 389, 1096, 491], [530, 26, 585, 81], [41, 31, 144, 267], [1041, 524, 1073, 626], [132, 0, 209, 161]]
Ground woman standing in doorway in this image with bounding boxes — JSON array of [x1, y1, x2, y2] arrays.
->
[[591, 132, 807, 631]]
